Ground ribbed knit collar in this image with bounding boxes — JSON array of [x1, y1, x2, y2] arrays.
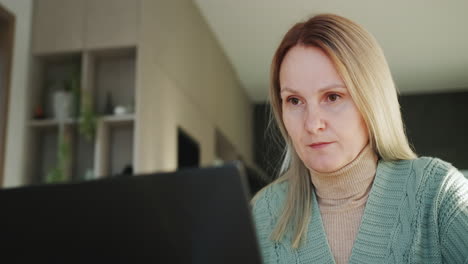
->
[[310, 143, 378, 201]]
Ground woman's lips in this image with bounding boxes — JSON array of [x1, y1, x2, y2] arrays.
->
[[308, 142, 333, 149]]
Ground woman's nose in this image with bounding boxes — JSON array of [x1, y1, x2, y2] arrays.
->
[[304, 106, 325, 134]]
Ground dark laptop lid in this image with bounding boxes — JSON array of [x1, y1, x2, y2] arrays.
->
[[0, 163, 263, 264]]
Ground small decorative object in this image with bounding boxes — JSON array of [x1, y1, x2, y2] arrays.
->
[[52, 82, 73, 121], [114, 105, 127, 115], [33, 105, 45, 119]]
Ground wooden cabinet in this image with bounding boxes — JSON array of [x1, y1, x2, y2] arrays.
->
[[32, 0, 139, 54], [26, 48, 137, 184], [32, 0, 85, 54], [30, 0, 140, 183], [84, 0, 139, 49]]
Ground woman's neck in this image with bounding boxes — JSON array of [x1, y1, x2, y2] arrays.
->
[[309, 144, 378, 201]]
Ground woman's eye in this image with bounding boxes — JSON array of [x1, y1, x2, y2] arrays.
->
[[327, 93, 341, 102], [287, 97, 301, 105]]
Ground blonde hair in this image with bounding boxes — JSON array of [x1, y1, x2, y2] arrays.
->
[[252, 14, 417, 249]]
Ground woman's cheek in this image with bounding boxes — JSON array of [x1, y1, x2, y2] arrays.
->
[[326, 100, 348, 114], [284, 107, 304, 126], [283, 108, 305, 138]]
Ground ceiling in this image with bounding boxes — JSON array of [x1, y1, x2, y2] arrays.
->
[[193, 0, 468, 102]]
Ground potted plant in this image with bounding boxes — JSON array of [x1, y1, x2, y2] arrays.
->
[[45, 127, 71, 183], [46, 68, 81, 183], [51, 80, 71, 121], [46, 67, 99, 183], [79, 89, 98, 141], [50, 66, 80, 121]]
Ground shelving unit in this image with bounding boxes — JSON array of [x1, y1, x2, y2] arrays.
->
[[26, 47, 137, 184]]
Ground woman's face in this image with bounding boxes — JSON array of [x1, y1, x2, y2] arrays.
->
[[279, 45, 369, 173]]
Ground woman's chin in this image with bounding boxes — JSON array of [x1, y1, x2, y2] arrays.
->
[[305, 158, 342, 173]]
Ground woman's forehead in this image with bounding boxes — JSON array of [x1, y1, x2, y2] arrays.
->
[[279, 46, 345, 94]]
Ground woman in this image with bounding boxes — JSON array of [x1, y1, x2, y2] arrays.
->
[[252, 14, 468, 264]]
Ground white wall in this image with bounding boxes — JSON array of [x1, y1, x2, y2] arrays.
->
[[0, 0, 33, 187], [135, 0, 253, 173]]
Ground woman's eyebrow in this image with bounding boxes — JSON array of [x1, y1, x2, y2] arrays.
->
[[316, 84, 347, 93], [280, 84, 346, 94], [280, 87, 300, 94]]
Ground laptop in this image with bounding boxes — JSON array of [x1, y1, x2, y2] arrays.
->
[[0, 162, 263, 264]]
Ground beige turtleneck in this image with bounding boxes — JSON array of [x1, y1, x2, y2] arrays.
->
[[309, 144, 378, 264]]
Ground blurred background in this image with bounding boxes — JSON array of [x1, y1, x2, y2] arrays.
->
[[0, 0, 467, 193]]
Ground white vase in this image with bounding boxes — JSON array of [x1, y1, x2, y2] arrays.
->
[[53, 90, 72, 122]]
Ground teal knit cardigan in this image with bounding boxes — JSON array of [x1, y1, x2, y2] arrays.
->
[[252, 157, 468, 263]]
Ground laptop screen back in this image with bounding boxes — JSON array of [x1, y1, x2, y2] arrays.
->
[[0, 163, 263, 264]]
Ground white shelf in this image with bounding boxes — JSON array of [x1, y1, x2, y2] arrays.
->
[[30, 114, 134, 128], [99, 114, 134, 125], [29, 118, 77, 127]]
